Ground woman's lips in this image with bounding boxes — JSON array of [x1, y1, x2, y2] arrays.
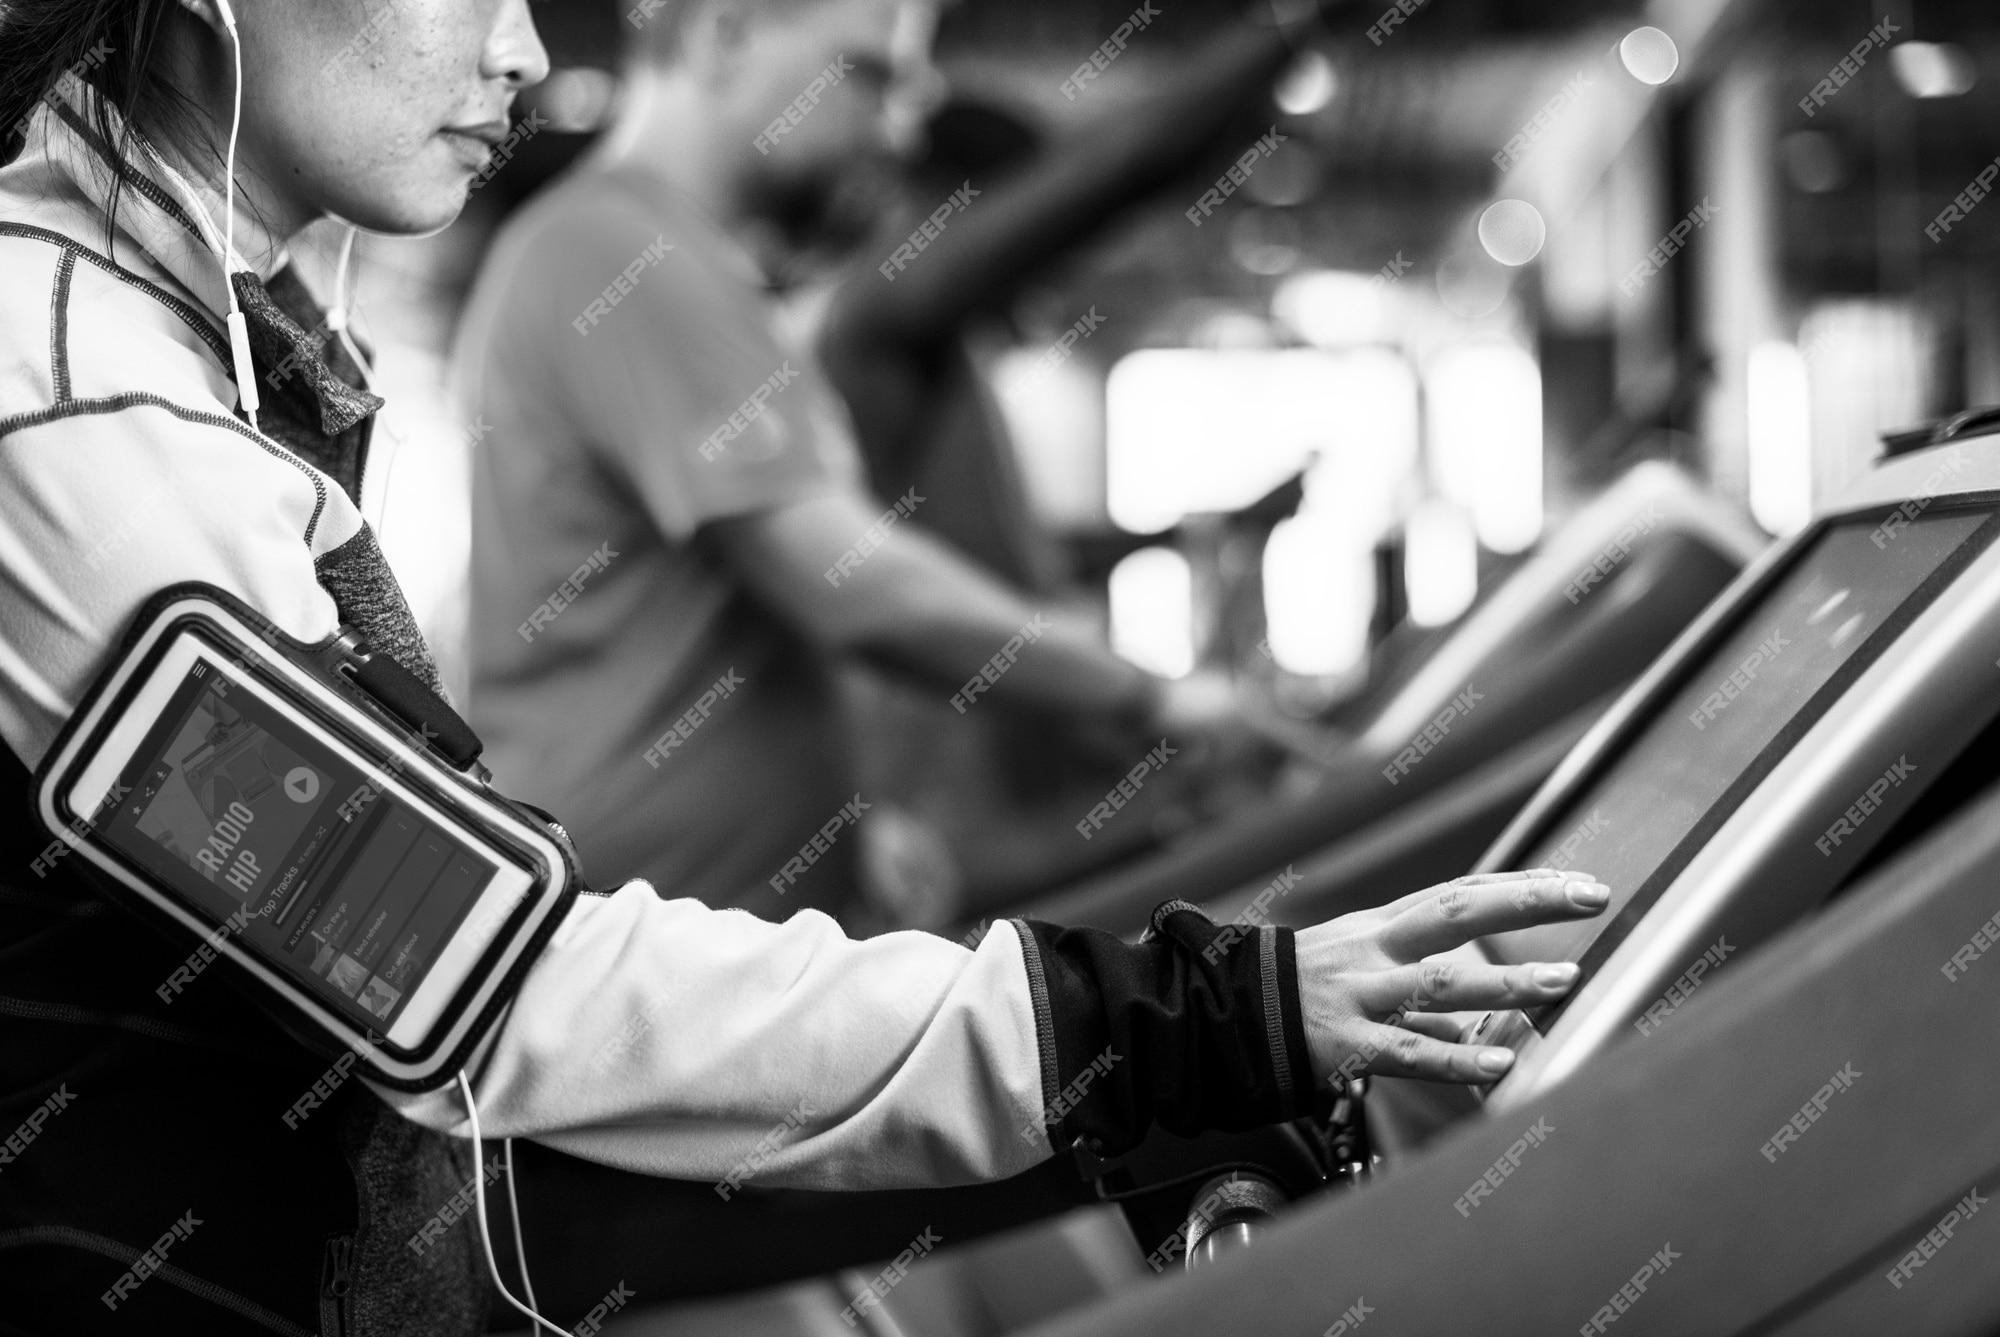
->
[[441, 122, 508, 170]]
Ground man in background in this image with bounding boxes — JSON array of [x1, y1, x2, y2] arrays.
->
[[457, 0, 1244, 922]]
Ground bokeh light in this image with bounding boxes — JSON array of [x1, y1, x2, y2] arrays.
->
[[1478, 199, 1547, 267], [1274, 50, 1338, 116], [1891, 42, 1977, 99], [1618, 27, 1680, 85]]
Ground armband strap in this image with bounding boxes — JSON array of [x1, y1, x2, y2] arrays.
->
[[348, 650, 482, 768]]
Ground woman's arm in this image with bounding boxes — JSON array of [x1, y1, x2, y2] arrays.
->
[[373, 882, 1306, 1189], [375, 871, 1603, 1192]]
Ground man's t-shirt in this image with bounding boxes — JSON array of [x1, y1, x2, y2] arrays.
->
[[457, 165, 865, 917]]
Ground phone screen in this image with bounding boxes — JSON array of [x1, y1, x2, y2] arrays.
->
[[94, 654, 505, 1032]]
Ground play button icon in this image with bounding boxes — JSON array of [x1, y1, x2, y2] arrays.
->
[[284, 767, 320, 803]]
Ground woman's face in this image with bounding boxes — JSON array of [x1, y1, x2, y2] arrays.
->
[[231, 0, 548, 234]]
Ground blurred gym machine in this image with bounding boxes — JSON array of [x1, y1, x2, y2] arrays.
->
[[1040, 429, 2000, 1334], [1004, 461, 1765, 938]]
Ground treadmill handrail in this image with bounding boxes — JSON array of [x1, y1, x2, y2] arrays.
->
[[1360, 463, 1764, 753], [1198, 704, 1599, 931], [1014, 477, 1750, 936]]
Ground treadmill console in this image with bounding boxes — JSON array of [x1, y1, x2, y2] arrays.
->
[[1470, 442, 2000, 1108]]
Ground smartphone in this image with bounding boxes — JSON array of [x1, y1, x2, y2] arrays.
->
[[34, 586, 580, 1089]]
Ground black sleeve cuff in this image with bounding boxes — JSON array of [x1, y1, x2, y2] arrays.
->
[[1010, 900, 1312, 1159]]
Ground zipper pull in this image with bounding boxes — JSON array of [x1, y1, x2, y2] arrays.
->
[[320, 1232, 354, 1335]]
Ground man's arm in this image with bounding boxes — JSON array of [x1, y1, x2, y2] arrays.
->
[[705, 488, 1161, 720]]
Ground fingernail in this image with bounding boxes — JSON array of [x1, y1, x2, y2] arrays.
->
[[1567, 880, 1609, 908], [1477, 1048, 1513, 1074], [1533, 963, 1578, 988]]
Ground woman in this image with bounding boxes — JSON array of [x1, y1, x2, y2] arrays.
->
[[0, 0, 1604, 1332]]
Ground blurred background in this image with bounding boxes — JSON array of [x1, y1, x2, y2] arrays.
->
[[291, 0, 2000, 919], [267, 2, 2000, 1325]]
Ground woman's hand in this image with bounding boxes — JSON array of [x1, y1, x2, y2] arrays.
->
[[1295, 870, 1610, 1086]]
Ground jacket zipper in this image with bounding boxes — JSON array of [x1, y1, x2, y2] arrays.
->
[[320, 1233, 354, 1337]]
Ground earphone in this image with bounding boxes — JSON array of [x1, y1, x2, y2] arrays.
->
[[211, 0, 261, 429], [458, 1071, 563, 1335], [328, 224, 377, 391], [210, 1, 375, 443]]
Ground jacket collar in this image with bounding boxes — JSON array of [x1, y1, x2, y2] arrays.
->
[[29, 71, 285, 316], [22, 75, 382, 437]]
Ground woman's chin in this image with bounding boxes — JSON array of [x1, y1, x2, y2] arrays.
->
[[326, 182, 472, 238], [308, 143, 491, 234]]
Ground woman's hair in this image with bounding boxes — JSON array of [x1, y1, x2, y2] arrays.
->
[[0, 0, 214, 219]]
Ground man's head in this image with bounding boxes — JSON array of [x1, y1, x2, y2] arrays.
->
[[1, 0, 549, 238], [624, 0, 942, 248]]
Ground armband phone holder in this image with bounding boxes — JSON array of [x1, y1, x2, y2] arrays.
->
[[32, 583, 581, 1090]]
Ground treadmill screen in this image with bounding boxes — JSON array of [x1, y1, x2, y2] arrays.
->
[[1486, 507, 1996, 982]]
